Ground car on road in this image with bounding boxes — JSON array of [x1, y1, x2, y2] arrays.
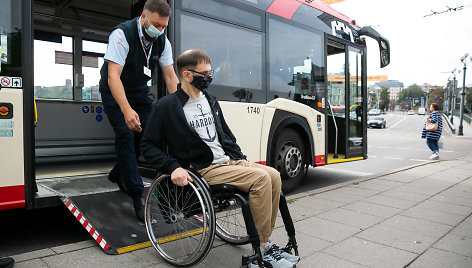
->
[[407, 110, 415, 115], [368, 109, 380, 116], [418, 108, 426, 115], [367, 116, 386, 128]]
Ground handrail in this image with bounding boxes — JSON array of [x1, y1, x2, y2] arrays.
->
[[441, 112, 455, 134], [327, 100, 338, 158]]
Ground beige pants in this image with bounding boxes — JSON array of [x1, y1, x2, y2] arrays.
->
[[198, 159, 281, 243]]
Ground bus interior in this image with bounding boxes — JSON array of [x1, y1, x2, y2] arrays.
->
[[33, 0, 155, 205]]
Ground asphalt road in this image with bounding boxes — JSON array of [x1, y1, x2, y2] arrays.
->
[[291, 112, 472, 195], [2, 112, 470, 256]]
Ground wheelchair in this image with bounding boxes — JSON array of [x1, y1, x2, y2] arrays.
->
[[144, 169, 299, 267]]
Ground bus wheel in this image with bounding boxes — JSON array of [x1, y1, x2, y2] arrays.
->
[[275, 129, 306, 193]]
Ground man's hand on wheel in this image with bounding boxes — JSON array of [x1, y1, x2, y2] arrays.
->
[[171, 168, 193, 186]]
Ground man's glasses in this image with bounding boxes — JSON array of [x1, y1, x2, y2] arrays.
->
[[188, 69, 214, 78]]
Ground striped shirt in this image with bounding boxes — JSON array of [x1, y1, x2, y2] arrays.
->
[[421, 110, 442, 140]]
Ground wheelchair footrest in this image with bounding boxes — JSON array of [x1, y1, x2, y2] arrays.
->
[[241, 251, 265, 267]]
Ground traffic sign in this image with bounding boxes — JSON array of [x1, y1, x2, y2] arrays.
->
[[1, 76, 11, 87]]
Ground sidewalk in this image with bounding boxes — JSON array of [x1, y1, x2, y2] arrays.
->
[[10, 154, 472, 267]]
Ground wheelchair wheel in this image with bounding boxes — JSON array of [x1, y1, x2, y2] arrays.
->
[[144, 174, 215, 267], [215, 196, 250, 245]]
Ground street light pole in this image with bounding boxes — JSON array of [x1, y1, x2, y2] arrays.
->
[[451, 73, 456, 123], [458, 53, 471, 136]]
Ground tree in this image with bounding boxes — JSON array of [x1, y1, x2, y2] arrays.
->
[[398, 84, 425, 110], [466, 88, 472, 112], [369, 91, 377, 108], [379, 87, 390, 111], [428, 88, 445, 108]]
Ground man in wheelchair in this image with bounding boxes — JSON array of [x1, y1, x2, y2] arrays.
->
[[141, 49, 299, 267]]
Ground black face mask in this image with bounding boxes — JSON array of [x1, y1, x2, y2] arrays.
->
[[190, 75, 212, 91]]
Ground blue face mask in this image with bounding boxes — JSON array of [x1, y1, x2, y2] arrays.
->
[[144, 14, 165, 38]]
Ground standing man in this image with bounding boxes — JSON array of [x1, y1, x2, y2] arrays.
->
[[99, 0, 179, 221]]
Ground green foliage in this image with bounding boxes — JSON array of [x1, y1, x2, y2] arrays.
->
[[466, 88, 472, 111], [369, 91, 377, 105], [398, 84, 423, 101], [379, 87, 390, 111]]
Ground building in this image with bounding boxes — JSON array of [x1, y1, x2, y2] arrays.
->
[[373, 80, 404, 102]]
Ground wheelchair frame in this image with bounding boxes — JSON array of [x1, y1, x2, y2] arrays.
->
[[144, 169, 298, 267]]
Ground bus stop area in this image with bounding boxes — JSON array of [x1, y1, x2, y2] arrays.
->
[[9, 152, 472, 267]]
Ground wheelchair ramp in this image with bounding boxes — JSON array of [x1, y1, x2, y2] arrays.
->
[[61, 187, 205, 255], [62, 191, 151, 255]]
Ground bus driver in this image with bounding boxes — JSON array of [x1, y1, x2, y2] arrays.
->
[[99, 0, 179, 221], [141, 49, 300, 268]]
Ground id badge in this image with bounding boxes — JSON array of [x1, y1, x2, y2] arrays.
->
[[143, 66, 151, 78]]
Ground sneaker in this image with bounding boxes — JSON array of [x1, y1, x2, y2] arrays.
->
[[270, 244, 300, 264], [428, 152, 439, 160], [261, 244, 295, 268]]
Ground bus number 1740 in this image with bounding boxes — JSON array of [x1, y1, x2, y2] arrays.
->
[[247, 106, 260, 114]]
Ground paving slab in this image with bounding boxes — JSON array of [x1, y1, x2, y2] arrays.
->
[[393, 184, 443, 196], [292, 195, 347, 211], [299, 252, 366, 268], [377, 173, 422, 183], [378, 189, 431, 202], [451, 216, 472, 239], [331, 185, 384, 197], [312, 190, 366, 203], [367, 179, 406, 188], [316, 208, 383, 229], [413, 199, 472, 216], [430, 194, 472, 208], [341, 200, 403, 218], [322, 237, 418, 268], [381, 215, 453, 238], [270, 226, 332, 258], [363, 195, 418, 210], [14, 259, 49, 268], [408, 248, 472, 268], [296, 216, 360, 243], [284, 200, 325, 222], [433, 233, 472, 258], [11, 248, 57, 263], [354, 224, 438, 254], [40, 246, 157, 268], [401, 206, 467, 226], [51, 240, 96, 254]]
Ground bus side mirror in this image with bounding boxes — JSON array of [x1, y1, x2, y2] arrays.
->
[[358, 26, 390, 68]]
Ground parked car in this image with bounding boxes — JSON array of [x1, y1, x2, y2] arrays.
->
[[418, 108, 426, 115], [407, 110, 415, 115], [368, 109, 380, 116], [367, 116, 386, 128]]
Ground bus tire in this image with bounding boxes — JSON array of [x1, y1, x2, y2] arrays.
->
[[274, 129, 306, 193]]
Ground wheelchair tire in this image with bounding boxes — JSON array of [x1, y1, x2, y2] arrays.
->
[[144, 173, 215, 267], [215, 196, 250, 245]]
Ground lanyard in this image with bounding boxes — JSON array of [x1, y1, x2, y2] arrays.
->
[[137, 17, 153, 68]]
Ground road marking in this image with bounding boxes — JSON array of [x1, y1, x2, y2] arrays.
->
[[384, 157, 403, 160], [410, 159, 429, 162], [442, 150, 454, 153], [388, 116, 409, 129], [368, 155, 377, 157], [397, 148, 409, 150], [378, 146, 392, 149]]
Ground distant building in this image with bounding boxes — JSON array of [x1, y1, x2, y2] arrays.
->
[[420, 83, 441, 93], [372, 80, 404, 102]]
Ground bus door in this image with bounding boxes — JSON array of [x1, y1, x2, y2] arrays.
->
[[326, 39, 366, 162]]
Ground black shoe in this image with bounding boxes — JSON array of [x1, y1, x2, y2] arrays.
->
[[132, 196, 145, 222], [108, 167, 127, 193], [0, 257, 14, 268]]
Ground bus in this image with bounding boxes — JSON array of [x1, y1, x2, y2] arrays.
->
[[0, 0, 390, 212]]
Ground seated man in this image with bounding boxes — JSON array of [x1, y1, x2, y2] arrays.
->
[[141, 49, 299, 268]]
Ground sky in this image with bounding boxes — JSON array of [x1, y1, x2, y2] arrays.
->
[[331, 0, 472, 88]]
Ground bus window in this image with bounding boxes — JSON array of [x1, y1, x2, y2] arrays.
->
[[0, 0, 22, 77], [82, 40, 106, 101], [180, 12, 263, 102], [268, 18, 324, 106], [348, 47, 363, 151], [34, 36, 73, 99], [327, 40, 346, 115]]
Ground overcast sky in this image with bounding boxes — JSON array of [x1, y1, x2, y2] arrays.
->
[[332, 0, 472, 88]]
